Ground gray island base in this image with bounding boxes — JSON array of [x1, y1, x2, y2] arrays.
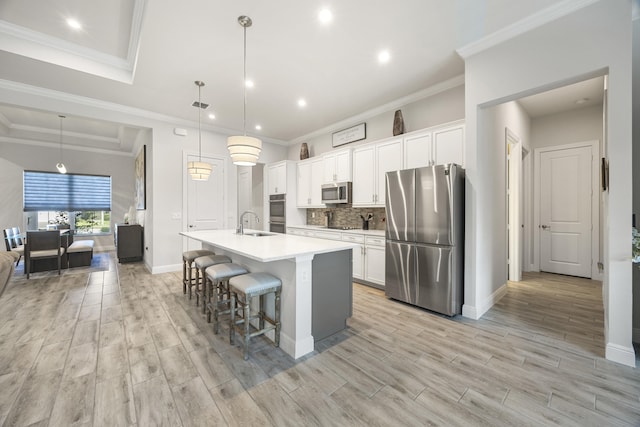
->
[[180, 230, 354, 359]]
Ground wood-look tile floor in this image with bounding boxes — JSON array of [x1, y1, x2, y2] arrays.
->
[[1, 253, 639, 426]]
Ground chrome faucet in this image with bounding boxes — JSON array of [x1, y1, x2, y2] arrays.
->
[[237, 211, 259, 235]]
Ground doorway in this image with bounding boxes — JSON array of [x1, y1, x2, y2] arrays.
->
[[237, 163, 264, 231], [534, 141, 599, 278], [506, 128, 528, 282], [183, 153, 226, 251]]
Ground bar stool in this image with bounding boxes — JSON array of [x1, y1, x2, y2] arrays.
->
[[204, 263, 249, 332], [193, 254, 232, 309], [182, 249, 215, 295], [229, 272, 282, 360]]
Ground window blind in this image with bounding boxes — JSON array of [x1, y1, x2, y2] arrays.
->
[[23, 171, 112, 211]]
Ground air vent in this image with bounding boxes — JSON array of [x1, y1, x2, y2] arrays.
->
[[192, 101, 209, 109]]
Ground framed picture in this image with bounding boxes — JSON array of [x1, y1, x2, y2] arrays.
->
[[135, 145, 146, 210], [332, 123, 366, 147]]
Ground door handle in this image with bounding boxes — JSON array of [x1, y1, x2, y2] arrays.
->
[[189, 225, 194, 228], [540, 225, 550, 230]]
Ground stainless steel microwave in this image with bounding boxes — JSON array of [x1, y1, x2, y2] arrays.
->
[[321, 182, 352, 204]]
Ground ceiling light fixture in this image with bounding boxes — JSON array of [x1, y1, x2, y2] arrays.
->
[[245, 79, 254, 88], [56, 115, 67, 174], [227, 16, 262, 167], [378, 50, 390, 64], [575, 98, 589, 105], [66, 18, 82, 30], [208, 113, 216, 119], [318, 9, 333, 24], [298, 98, 307, 107], [187, 81, 212, 181], [255, 125, 262, 130]]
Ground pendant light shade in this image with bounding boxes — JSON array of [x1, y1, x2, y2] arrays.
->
[[227, 15, 262, 166], [56, 115, 67, 174], [188, 80, 212, 181]]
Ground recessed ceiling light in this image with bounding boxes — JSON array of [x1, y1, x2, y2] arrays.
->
[[66, 18, 82, 30], [245, 79, 254, 88], [318, 9, 333, 24], [255, 125, 262, 130], [298, 99, 307, 108], [575, 98, 589, 105], [378, 50, 390, 64], [208, 113, 215, 119]]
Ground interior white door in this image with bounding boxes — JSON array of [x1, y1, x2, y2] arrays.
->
[[539, 146, 592, 277], [238, 167, 255, 229], [186, 154, 225, 250]]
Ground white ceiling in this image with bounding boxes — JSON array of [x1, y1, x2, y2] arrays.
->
[[0, 0, 600, 154]]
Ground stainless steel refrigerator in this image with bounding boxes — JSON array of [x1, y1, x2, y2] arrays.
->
[[385, 164, 464, 316]]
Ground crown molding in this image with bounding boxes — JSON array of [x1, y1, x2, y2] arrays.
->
[[456, 0, 600, 59], [0, 79, 290, 148], [0, 135, 133, 157], [289, 74, 465, 144]]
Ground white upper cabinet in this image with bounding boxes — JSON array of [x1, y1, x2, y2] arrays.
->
[[323, 149, 352, 183], [403, 130, 432, 169], [297, 158, 324, 207], [432, 121, 464, 166], [352, 138, 402, 207], [267, 161, 287, 195]]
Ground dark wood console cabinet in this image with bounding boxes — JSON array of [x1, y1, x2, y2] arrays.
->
[[115, 224, 143, 263]]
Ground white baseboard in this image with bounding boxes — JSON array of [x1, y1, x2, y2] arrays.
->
[[151, 263, 181, 274], [462, 283, 508, 320], [605, 342, 636, 368]]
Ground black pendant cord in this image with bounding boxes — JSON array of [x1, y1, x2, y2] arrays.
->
[[198, 83, 202, 162], [243, 23, 247, 137]]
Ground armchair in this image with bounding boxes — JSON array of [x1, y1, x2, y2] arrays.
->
[[25, 231, 66, 278]]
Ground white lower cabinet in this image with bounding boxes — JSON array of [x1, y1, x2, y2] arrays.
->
[[342, 234, 364, 280], [287, 227, 385, 287], [363, 236, 385, 286]]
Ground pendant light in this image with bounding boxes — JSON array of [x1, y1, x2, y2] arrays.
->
[[56, 115, 67, 174], [227, 15, 262, 166], [187, 80, 212, 181]]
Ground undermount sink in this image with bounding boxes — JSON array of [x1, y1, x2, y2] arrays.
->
[[243, 232, 275, 237]]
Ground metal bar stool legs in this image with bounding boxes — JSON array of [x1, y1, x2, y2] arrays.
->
[[229, 272, 282, 361]]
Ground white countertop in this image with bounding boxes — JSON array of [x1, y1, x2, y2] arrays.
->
[[286, 224, 385, 237], [180, 229, 357, 263]]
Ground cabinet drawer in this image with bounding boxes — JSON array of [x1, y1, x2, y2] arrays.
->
[[365, 236, 385, 246], [314, 230, 342, 241], [341, 234, 364, 244]]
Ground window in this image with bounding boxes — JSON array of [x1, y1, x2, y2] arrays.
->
[[24, 171, 112, 234]]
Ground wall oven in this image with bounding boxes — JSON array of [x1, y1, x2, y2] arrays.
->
[[269, 194, 286, 233]]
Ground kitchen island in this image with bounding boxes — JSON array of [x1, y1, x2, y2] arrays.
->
[[180, 229, 356, 359]]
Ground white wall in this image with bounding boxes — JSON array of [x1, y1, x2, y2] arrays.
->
[[478, 101, 531, 299], [530, 105, 603, 149], [0, 140, 136, 252], [287, 84, 465, 159], [462, 1, 634, 366]]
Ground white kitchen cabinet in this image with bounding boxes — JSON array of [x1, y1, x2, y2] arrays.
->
[[363, 236, 386, 286], [267, 161, 287, 195], [323, 149, 352, 183], [342, 233, 364, 280], [432, 121, 464, 166], [352, 138, 402, 207], [296, 158, 324, 207], [375, 139, 403, 206], [403, 130, 432, 169], [352, 145, 375, 205]]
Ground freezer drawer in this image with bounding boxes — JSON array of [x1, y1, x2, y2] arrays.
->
[[415, 244, 460, 316], [384, 242, 416, 303]]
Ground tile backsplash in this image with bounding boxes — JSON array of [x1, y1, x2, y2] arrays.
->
[[306, 207, 386, 230]]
